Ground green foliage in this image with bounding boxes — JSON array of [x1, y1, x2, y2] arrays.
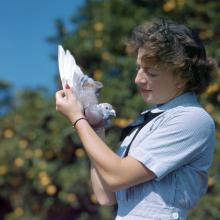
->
[[1, 0, 220, 219], [0, 88, 114, 219]]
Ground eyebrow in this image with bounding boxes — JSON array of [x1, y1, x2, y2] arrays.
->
[[136, 62, 149, 69]]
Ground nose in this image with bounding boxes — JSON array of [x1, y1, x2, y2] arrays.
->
[[135, 69, 147, 85]]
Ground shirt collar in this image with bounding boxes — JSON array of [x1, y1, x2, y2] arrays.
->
[[141, 92, 199, 114]]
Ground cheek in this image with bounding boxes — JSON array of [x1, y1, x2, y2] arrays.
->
[[154, 75, 176, 88], [151, 80, 175, 98], [151, 79, 163, 90]]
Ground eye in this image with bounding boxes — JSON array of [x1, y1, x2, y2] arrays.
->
[[147, 72, 158, 77], [143, 68, 158, 78]]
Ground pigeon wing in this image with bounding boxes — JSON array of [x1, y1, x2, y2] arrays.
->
[[58, 45, 85, 99], [62, 47, 101, 107]]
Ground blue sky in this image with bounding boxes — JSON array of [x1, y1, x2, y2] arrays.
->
[[0, 0, 85, 93]]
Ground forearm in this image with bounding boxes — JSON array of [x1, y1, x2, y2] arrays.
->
[[90, 127, 116, 205], [74, 119, 122, 190], [93, 126, 106, 141], [90, 164, 116, 206]]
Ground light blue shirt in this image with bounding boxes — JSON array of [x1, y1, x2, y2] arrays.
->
[[116, 92, 215, 220]]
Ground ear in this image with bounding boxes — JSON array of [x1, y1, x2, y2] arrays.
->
[[176, 78, 187, 90]]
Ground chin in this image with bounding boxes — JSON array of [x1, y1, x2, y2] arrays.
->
[[143, 95, 163, 105], [143, 96, 155, 104]]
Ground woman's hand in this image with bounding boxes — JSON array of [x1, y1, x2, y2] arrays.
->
[[55, 88, 84, 124]]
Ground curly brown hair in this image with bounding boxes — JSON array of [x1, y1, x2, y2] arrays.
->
[[127, 18, 217, 94]]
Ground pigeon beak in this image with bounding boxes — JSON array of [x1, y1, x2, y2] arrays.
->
[[109, 109, 116, 117]]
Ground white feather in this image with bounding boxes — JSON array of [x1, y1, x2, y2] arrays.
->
[[58, 45, 85, 90], [65, 50, 75, 87], [58, 45, 66, 88]]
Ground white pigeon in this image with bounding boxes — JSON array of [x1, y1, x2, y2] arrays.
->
[[58, 45, 116, 127]]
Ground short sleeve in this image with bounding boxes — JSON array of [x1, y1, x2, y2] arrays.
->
[[129, 109, 215, 181]]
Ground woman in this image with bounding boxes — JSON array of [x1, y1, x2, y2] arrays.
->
[[55, 19, 216, 220]]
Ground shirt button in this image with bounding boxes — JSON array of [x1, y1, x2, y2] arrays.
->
[[172, 212, 179, 219]]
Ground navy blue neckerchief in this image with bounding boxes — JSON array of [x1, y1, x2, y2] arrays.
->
[[120, 111, 163, 157]]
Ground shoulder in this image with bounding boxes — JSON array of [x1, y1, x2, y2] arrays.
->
[[163, 106, 215, 132]]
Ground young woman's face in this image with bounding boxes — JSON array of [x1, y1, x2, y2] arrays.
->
[[135, 48, 185, 105]]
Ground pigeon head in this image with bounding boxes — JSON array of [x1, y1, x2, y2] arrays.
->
[[98, 103, 116, 119]]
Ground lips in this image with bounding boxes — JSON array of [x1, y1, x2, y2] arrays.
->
[[140, 88, 151, 93]]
